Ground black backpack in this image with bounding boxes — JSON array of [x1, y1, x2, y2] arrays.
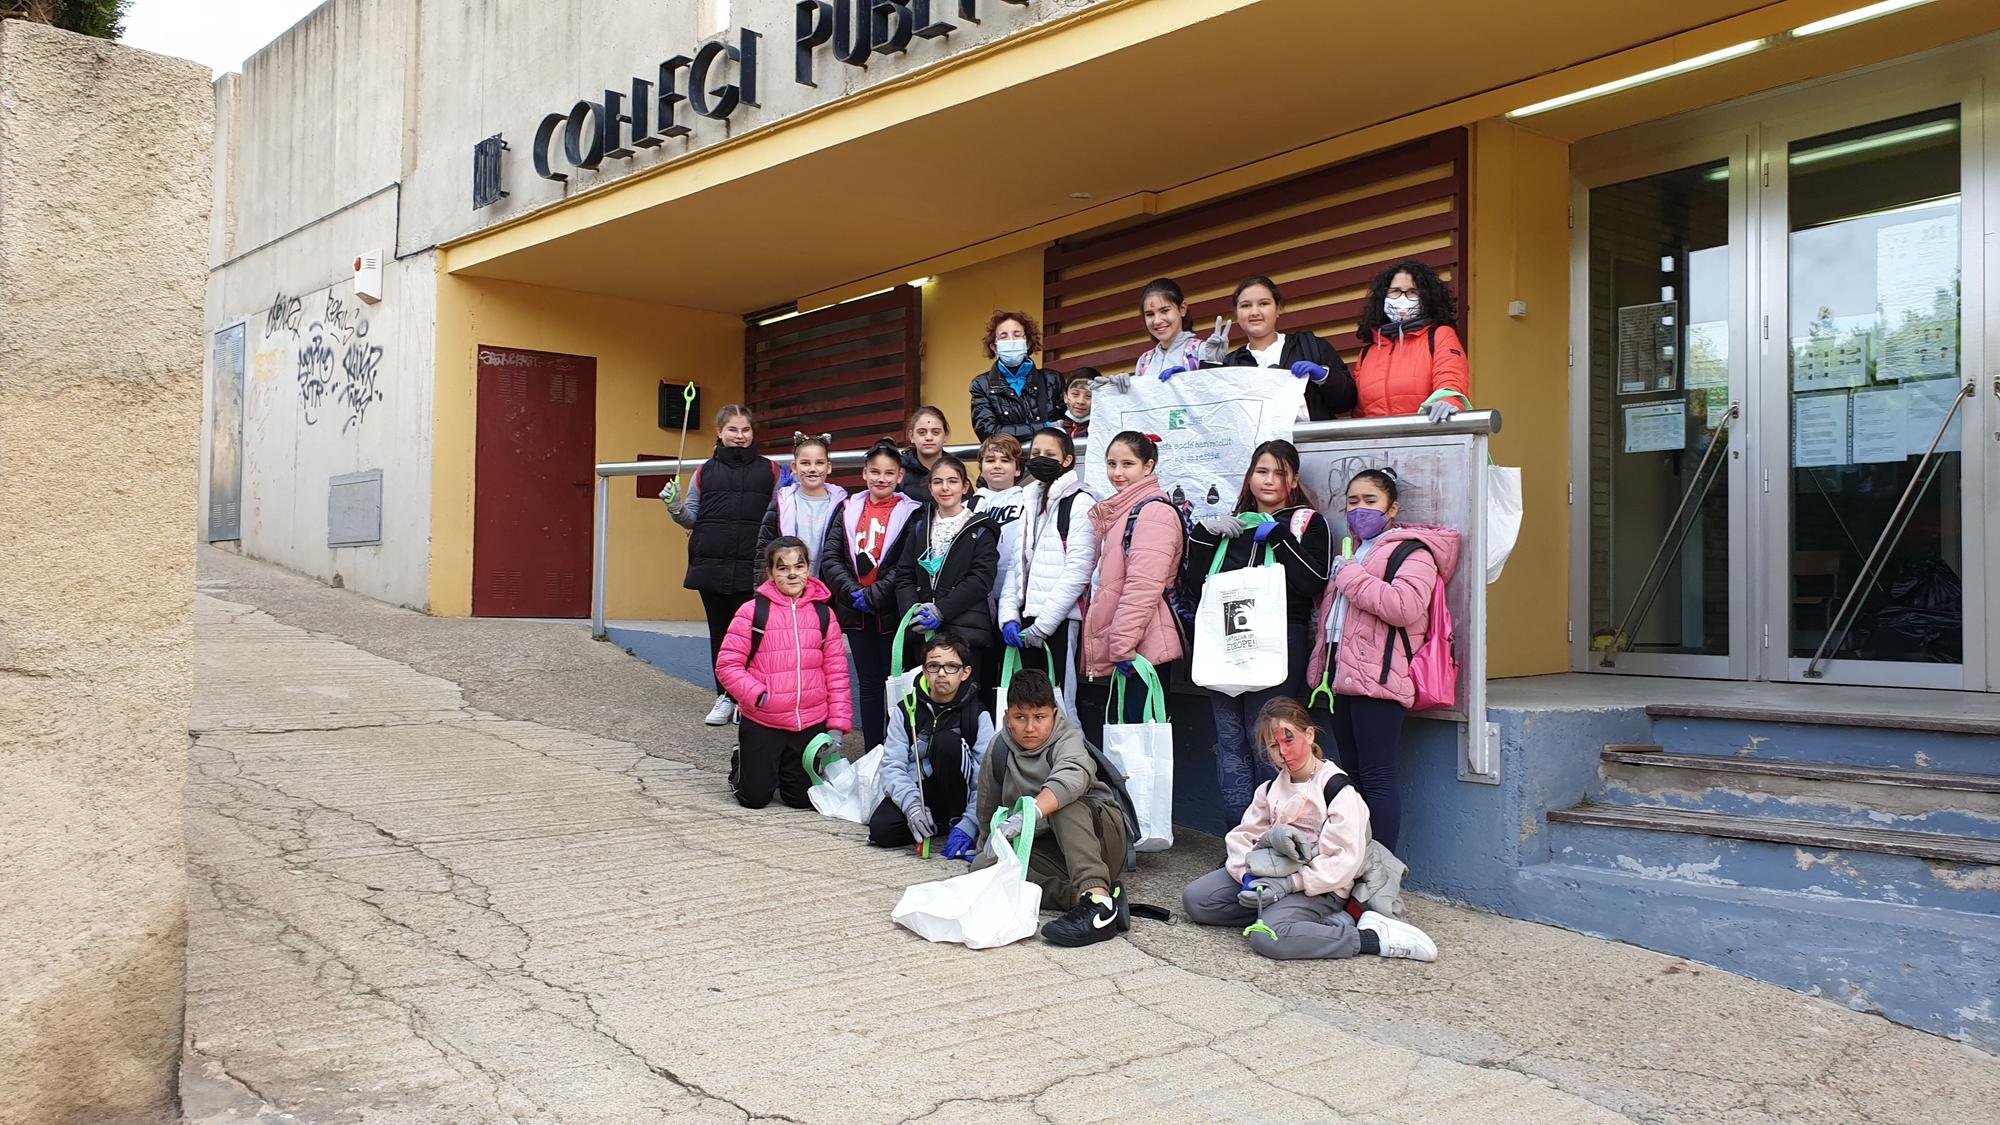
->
[[744, 595, 833, 662]]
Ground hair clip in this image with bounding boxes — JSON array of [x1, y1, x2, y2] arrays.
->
[[1144, 433, 1163, 443], [792, 431, 831, 446]]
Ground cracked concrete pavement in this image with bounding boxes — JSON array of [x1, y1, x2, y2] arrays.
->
[[184, 548, 1999, 1123]]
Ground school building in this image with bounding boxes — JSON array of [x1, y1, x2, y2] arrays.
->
[[202, 0, 2000, 1046]]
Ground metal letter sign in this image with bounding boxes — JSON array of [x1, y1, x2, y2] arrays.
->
[[472, 134, 508, 208], [484, 0, 1027, 204]]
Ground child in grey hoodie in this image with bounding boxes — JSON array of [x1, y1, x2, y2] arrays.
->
[[972, 669, 1130, 947]]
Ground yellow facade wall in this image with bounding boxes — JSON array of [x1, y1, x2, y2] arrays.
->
[[430, 272, 744, 619], [919, 244, 1049, 441], [1467, 118, 1572, 677]]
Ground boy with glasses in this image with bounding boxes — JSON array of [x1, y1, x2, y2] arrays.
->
[[869, 631, 993, 859]]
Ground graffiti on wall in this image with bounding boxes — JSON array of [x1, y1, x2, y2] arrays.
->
[[265, 289, 386, 432]]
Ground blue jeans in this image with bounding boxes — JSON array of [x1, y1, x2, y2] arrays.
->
[[1208, 624, 1308, 827]]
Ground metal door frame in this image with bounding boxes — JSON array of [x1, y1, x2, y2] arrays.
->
[[1754, 72, 1987, 690], [1569, 133, 1753, 679]]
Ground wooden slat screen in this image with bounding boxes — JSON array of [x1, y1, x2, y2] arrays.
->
[[1043, 129, 1468, 375], [745, 286, 921, 457]]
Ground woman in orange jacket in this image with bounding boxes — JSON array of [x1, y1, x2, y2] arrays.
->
[[1351, 260, 1471, 421]]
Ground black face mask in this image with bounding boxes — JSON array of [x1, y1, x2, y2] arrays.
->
[[1025, 455, 1066, 484]]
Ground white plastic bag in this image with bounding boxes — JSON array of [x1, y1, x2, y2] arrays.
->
[[1486, 464, 1523, 584], [1190, 545, 1289, 695], [804, 735, 883, 824], [891, 799, 1041, 949], [1104, 657, 1174, 852]]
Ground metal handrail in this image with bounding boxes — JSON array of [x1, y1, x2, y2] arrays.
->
[[1804, 379, 1973, 678], [590, 409, 1502, 637], [1599, 401, 1739, 666]]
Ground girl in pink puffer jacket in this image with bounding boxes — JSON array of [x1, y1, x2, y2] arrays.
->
[[1081, 432, 1185, 717], [1303, 469, 1459, 852], [716, 537, 853, 810]]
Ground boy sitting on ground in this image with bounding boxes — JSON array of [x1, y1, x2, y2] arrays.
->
[[973, 669, 1129, 946]]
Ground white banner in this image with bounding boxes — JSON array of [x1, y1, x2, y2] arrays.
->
[[1084, 368, 1305, 520]]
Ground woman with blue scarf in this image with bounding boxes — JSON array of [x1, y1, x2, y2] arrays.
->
[[969, 310, 1064, 442]]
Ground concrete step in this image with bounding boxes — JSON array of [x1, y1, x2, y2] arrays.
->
[[1510, 861, 2000, 1050], [1598, 749, 2000, 838], [1645, 706, 2000, 775], [1545, 804, 2000, 913]]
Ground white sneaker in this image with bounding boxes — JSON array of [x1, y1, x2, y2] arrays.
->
[[704, 695, 737, 726], [1358, 910, 1436, 962]]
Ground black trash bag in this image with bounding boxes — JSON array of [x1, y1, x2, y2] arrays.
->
[[1863, 555, 1962, 663]]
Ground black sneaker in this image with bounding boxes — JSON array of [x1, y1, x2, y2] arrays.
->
[[1113, 883, 1130, 932], [1042, 891, 1120, 947]]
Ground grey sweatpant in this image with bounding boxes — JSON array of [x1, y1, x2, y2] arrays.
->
[[1182, 867, 1361, 960]]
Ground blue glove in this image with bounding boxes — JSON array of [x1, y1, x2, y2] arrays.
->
[[779, 464, 795, 487], [1115, 659, 1136, 677], [915, 604, 942, 631], [1252, 521, 1279, 544], [1001, 621, 1023, 648], [1290, 360, 1329, 381], [1156, 365, 1188, 381], [943, 826, 976, 860], [1425, 398, 1462, 424], [849, 589, 871, 611]]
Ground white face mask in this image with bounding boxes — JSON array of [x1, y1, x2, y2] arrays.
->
[[996, 339, 1030, 366], [1384, 295, 1420, 322]]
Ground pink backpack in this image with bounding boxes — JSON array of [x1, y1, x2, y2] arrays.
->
[[1381, 540, 1458, 711]]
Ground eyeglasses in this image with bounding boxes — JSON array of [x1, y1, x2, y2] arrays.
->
[[923, 661, 966, 676], [1386, 287, 1421, 300]]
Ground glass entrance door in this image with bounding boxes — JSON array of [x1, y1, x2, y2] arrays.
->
[[1581, 145, 1748, 677], [1763, 100, 1985, 688]]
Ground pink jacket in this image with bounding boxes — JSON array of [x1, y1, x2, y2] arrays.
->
[[1081, 476, 1185, 678], [1306, 524, 1460, 707], [715, 577, 853, 733], [1225, 759, 1370, 898]]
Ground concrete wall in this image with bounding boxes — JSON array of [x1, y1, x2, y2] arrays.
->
[[207, 0, 1090, 612], [201, 187, 438, 609], [0, 21, 213, 1124]]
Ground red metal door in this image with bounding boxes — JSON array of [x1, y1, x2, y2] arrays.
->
[[473, 346, 597, 617]]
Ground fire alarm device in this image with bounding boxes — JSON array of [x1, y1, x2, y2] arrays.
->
[[354, 250, 384, 303]]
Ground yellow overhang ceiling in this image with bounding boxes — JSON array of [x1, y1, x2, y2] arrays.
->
[[442, 0, 1974, 314]]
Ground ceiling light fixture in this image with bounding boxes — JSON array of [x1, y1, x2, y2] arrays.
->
[[1505, 0, 1942, 120], [1792, 0, 1937, 37], [1505, 39, 1764, 118], [906, 276, 933, 288], [1068, 192, 1093, 200]]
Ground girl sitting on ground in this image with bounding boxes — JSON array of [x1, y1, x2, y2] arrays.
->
[[1181, 698, 1434, 961], [714, 537, 852, 810]]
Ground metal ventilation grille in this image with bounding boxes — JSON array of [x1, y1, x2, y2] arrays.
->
[[744, 286, 921, 458], [1043, 129, 1468, 373]]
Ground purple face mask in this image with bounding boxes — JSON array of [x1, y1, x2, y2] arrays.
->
[[1347, 506, 1390, 541]]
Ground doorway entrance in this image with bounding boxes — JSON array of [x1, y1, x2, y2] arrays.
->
[[473, 346, 598, 617], [1572, 52, 1994, 690]]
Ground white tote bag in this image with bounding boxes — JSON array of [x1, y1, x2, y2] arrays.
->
[[891, 798, 1042, 949], [1190, 544, 1290, 696], [1486, 463, 1524, 584], [804, 734, 884, 824], [1104, 657, 1175, 853]]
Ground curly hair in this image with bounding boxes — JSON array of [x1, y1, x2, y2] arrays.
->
[[1356, 259, 1457, 341], [982, 310, 1041, 360]]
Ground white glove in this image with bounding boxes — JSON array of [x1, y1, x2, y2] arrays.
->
[[1091, 373, 1132, 393], [1198, 515, 1246, 538], [1196, 316, 1234, 365], [1425, 399, 1462, 424]]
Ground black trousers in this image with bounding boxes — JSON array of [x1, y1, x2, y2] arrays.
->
[[850, 626, 893, 751], [700, 589, 753, 693], [733, 718, 818, 810], [1324, 693, 1408, 851], [867, 739, 973, 847]]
